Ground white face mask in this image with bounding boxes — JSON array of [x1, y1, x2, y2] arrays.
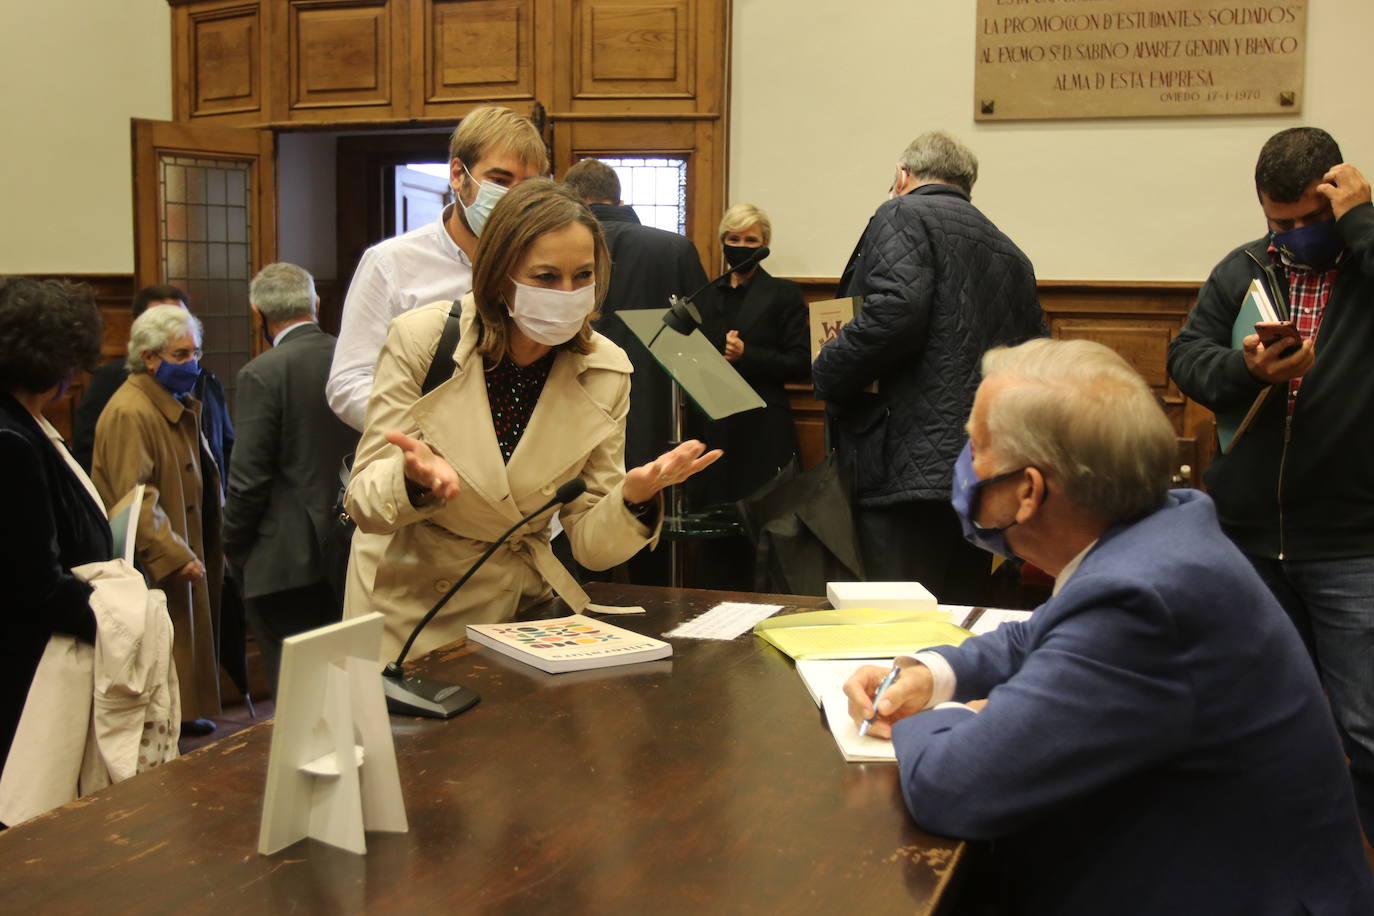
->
[[507, 278, 595, 346], [458, 165, 508, 237]]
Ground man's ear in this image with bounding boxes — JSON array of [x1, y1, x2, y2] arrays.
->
[[1014, 467, 1047, 524]]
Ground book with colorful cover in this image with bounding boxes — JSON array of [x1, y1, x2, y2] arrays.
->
[[466, 614, 672, 674]]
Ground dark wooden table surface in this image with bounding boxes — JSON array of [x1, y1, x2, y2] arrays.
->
[[0, 583, 963, 914]]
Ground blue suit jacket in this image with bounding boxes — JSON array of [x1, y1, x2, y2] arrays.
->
[[893, 490, 1373, 915]]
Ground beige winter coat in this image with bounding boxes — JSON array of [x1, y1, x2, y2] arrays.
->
[[344, 296, 661, 662], [92, 372, 223, 720]]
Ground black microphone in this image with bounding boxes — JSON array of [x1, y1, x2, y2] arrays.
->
[[653, 246, 771, 345], [380, 477, 588, 718]]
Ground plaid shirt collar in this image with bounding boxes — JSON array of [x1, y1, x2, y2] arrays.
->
[[1266, 241, 1342, 407]]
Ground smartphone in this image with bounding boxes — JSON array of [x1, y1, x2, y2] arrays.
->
[[1254, 321, 1301, 349]]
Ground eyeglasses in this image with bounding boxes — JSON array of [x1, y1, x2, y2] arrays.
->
[[160, 347, 203, 362]]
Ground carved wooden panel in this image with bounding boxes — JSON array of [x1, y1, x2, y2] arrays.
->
[[187, 3, 263, 118], [574, 0, 693, 100], [417, 0, 537, 108], [1051, 319, 1175, 392], [287, 0, 394, 113]]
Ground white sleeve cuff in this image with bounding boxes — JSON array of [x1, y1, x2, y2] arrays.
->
[[933, 701, 977, 713], [897, 651, 957, 708]]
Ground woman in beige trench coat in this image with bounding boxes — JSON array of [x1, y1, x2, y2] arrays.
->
[[92, 305, 223, 727], [345, 180, 720, 661]]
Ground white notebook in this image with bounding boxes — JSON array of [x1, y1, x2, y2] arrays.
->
[[797, 657, 898, 763]]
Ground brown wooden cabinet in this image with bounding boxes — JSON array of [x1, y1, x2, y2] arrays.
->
[[169, 0, 725, 126]]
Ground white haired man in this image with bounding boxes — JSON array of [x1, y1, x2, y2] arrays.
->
[[223, 264, 358, 691], [845, 338, 1373, 915]]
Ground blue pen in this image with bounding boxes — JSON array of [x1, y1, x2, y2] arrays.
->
[[858, 664, 902, 737]]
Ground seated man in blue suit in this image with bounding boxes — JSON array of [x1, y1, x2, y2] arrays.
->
[[845, 338, 1373, 916]]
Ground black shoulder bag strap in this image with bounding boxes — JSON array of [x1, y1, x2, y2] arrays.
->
[[420, 299, 465, 396], [329, 300, 466, 588]]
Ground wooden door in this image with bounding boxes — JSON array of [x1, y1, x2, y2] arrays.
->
[[132, 119, 277, 413], [393, 166, 452, 235]]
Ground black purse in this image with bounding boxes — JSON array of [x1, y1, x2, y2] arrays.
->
[[324, 300, 466, 601]]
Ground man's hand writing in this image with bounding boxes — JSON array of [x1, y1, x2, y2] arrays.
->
[[843, 662, 932, 739]]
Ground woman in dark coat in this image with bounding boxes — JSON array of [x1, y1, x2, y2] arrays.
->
[[690, 204, 810, 590], [0, 279, 111, 805], [694, 203, 810, 505]]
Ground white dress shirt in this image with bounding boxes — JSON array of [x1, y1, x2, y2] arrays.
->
[[909, 541, 1098, 711], [327, 204, 473, 430]]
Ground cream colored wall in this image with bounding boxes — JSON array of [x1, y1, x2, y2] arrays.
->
[[729, 1, 1373, 282], [0, 0, 172, 274]]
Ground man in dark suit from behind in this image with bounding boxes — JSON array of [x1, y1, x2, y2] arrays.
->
[[223, 263, 359, 691], [563, 159, 709, 584]]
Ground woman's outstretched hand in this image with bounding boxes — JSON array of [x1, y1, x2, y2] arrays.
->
[[386, 430, 461, 501], [623, 439, 723, 504]]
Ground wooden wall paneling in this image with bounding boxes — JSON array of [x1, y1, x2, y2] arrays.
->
[[19, 274, 136, 443], [277, 0, 406, 121], [173, 0, 268, 124], [556, 0, 724, 114], [411, 0, 547, 116], [578, 0, 693, 99]]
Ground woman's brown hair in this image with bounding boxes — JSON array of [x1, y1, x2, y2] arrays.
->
[[471, 179, 610, 363]]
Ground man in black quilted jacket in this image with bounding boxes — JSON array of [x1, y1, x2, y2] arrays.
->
[[814, 132, 1045, 604]]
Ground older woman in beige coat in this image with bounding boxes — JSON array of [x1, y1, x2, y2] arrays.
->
[[345, 180, 719, 661], [92, 305, 223, 728]]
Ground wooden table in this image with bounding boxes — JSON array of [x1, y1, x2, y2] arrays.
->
[[0, 583, 963, 914]]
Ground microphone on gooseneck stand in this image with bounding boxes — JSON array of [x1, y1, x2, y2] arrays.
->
[[381, 477, 589, 719], [651, 246, 772, 346]]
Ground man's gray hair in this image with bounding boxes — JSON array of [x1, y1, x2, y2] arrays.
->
[[250, 262, 316, 324], [981, 338, 1174, 524], [127, 304, 202, 374], [900, 132, 979, 195]]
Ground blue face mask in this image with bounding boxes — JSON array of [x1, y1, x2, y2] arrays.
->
[[950, 440, 1028, 560], [1271, 219, 1344, 270], [458, 165, 509, 237], [154, 357, 201, 397]]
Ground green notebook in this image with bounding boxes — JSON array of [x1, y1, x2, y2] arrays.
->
[[1216, 279, 1280, 454]]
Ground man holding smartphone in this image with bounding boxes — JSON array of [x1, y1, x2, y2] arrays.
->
[[1169, 127, 1374, 842]]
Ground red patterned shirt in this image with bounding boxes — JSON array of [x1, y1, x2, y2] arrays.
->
[[1268, 242, 1341, 410]]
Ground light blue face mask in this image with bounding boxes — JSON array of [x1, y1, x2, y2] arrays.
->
[[459, 165, 509, 237]]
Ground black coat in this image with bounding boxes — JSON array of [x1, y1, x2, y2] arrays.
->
[[589, 203, 709, 469], [73, 359, 234, 491], [222, 324, 359, 598], [812, 185, 1045, 506], [1168, 202, 1374, 560], [0, 395, 112, 777], [693, 267, 810, 503]]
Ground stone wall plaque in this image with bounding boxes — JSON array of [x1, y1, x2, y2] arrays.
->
[[974, 0, 1306, 120]]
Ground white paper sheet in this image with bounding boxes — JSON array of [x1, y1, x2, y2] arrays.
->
[[664, 601, 785, 640]]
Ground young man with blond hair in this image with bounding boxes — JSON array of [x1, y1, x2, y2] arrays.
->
[[328, 106, 548, 430]]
